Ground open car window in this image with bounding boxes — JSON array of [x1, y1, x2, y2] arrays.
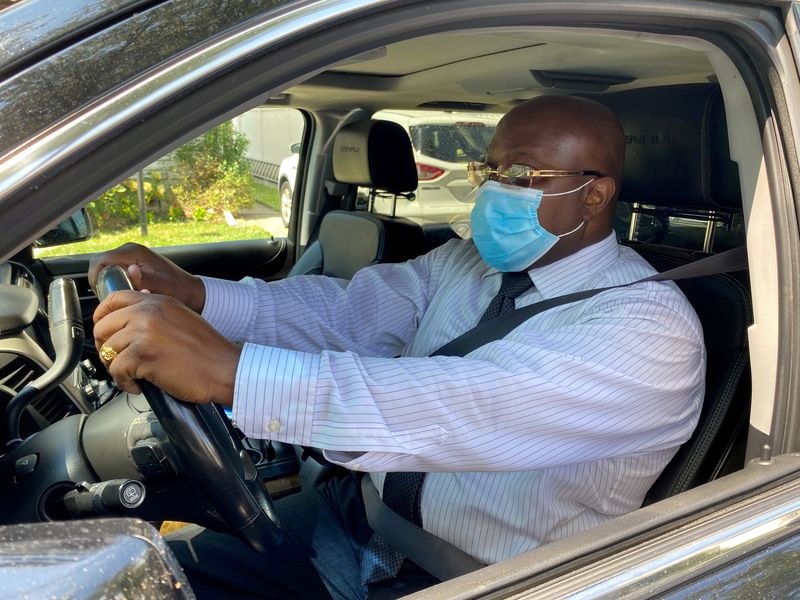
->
[[34, 108, 306, 258]]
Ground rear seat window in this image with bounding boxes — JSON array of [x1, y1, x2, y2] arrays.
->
[[367, 109, 501, 225], [615, 203, 745, 253]]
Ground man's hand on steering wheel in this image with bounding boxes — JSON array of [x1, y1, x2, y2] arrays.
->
[[91, 265, 281, 552], [93, 290, 242, 404], [89, 242, 206, 314]]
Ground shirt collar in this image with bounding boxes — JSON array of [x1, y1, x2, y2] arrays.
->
[[481, 232, 620, 299]]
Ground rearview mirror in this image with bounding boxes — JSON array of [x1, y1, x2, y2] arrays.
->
[[34, 209, 93, 248]]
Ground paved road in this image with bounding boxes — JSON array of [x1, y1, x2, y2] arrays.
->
[[237, 204, 288, 238]]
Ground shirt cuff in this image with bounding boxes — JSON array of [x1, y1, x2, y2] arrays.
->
[[199, 276, 258, 341], [230, 342, 320, 444]]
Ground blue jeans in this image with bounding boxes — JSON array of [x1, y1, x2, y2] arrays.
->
[[167, 475, 437, 600]]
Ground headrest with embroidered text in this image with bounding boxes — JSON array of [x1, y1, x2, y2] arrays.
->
[[598, 84, 742, 211], [332, 120, 418, 193]]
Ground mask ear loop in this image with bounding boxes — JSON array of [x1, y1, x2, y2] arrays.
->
[[544, 177, 595, 238], [557, 220, 585, 238]]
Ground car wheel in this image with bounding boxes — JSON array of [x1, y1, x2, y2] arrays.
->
[[280, 181, 292, 226]]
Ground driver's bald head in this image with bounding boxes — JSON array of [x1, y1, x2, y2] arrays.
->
[[496, 95, 625, 196]]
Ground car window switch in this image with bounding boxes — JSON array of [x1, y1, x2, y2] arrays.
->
[[14, 454, 38, 478]]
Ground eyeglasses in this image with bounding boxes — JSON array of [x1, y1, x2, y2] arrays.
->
[[467, 161, 602, 188]]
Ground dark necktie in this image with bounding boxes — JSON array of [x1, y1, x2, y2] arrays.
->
[[478, 271, 535, 322], [362, 271, 534, 584]]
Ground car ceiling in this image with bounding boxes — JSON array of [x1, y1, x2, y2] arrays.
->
[[281, 29, 715, 113]]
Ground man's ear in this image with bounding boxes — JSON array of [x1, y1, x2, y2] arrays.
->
[[581, 177, 616, 221]]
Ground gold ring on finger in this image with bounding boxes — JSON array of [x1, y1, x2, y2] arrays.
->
[[100, 344, 118, 363]]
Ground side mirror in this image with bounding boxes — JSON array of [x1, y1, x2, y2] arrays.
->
[[34, 209, 93, 248], [290, 142, 301, 154]]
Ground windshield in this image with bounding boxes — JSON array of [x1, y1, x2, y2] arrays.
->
[[409, 123, 495, 163]]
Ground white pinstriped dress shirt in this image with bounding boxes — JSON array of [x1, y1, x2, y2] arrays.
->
[[200, 232, 705, 564]]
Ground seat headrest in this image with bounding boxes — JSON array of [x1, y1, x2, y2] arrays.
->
[[599, 84, 742, 211], [316, 211, 427, 279], [332, 120, 418, 194]]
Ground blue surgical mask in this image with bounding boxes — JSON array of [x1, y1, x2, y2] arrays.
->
[[470, 180, 590, 272]]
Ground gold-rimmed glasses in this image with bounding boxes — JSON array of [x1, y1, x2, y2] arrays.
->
[[467, 161, 602, 188]]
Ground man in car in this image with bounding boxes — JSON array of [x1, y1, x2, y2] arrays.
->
[[89, 95, 705, 600]]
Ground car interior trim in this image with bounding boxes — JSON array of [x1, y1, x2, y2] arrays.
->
[[758, 117, 800, 454], [699, 45, 782, 444]]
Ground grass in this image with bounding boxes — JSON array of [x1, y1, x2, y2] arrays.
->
[[34, 220, 271, 258], [34, 176, 282, 258], [250, 179, 280, 212]]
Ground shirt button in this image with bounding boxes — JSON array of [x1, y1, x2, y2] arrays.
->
[[267, 419, 281, 433], [352, 464, 361, 471]]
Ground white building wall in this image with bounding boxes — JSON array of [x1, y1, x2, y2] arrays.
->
[[234, 107, 305, 165]]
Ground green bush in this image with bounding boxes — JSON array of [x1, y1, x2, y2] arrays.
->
[[88, 121, 254, 229], [170, 122, 254, 222], [173, 122, 249, 185], [172, 163, 253, 222], [168, 205, 184, 222], [87, 174, 168, 229]]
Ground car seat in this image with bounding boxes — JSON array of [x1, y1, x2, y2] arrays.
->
[[599, 84, 753, 503], [288, 119, 426, 279]]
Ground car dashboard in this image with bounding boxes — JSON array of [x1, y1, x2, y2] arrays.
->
[[0, 260, 296, 530], [0, 261, 94, 442]]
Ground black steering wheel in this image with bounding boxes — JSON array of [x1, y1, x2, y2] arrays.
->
[[95, 266, 281, 552]]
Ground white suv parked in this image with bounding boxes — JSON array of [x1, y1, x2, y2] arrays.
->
[[373, 110, 500, 223], [278, 110, 501, 226]]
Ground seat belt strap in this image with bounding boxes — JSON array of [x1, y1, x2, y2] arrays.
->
[[360, 476, 486, 581], [432, 245, 747, 357]]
